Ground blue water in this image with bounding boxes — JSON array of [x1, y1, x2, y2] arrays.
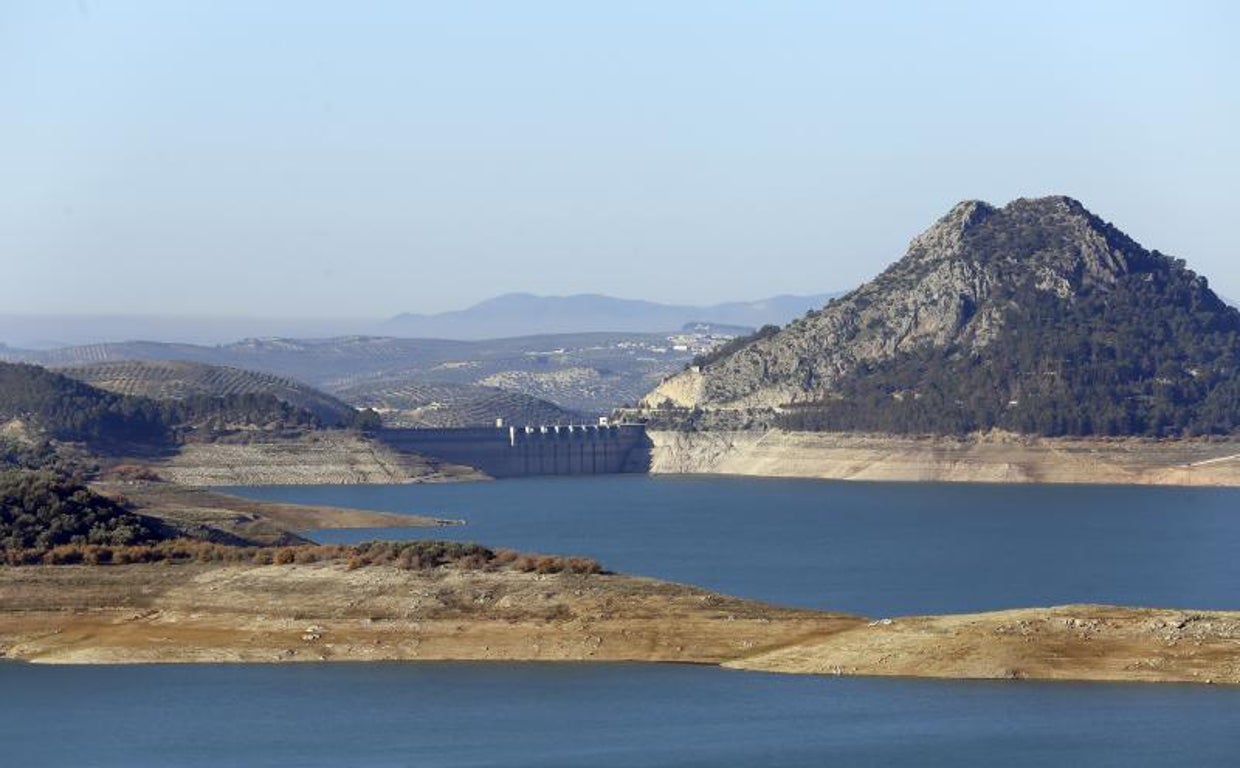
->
[[230, 475, 1240, 616], [7, 476, 1240, 765], [3, 662, 1239, 767]]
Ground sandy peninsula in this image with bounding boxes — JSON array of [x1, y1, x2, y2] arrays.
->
[[91, 481, 459, 547], [1, 560, 1236, 685]]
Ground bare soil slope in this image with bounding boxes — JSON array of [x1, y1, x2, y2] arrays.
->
[[155, 431, 484, 485], [648, 429, 1240, 486], [97, 483, 456, 546], [0, 563, 859, 665], [728, 605, 1240, 685], [1, 563, 1235, 685]]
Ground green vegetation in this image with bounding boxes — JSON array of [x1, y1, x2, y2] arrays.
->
[[58, 360, 365, 427], [777, 264, 1240, 437], [0, 437, 93, 476], [692, 324, 780, 369], [342, 540, 601, 574], [0, 362, 167, 446], [331, 379, 579, 428], [0, 470, 164, 550], [11, 331, 696, 417], [161, 392, 326, 433], [2, 535, 604, 574], [0, 361, 380, 448], [351, 407, 383, 432]]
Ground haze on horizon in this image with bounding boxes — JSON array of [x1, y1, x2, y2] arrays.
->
[[2, 1, 1237, 318]]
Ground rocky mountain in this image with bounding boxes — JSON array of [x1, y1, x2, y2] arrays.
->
[[384, 293, 835, 338], [642, 196, 1240, 438]]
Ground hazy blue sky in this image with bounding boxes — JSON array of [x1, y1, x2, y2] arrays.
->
[[2, 1, 1237, 317]]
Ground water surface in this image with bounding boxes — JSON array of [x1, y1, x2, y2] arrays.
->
[[231, 475, 1240, 616], [7, 476, 1238, 765], [4, 662, 1238, 768]]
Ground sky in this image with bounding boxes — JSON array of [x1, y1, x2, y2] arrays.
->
[[2, 0, 1237, 318]]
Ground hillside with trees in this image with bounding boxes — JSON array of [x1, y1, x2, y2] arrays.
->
[[0, 362, 168, 446], [0, 332, 715, 417], [331, 379, 582, 428], [57, 360, 361, 427], [0, 361, 377, 449], [0, 470, 164, 550], [642, 196, 1240, 438]]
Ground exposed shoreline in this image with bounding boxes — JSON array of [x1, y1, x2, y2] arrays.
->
[[151, 428, 1240, 488], [154, 432, 486, 486], [95, 482, 459, 547], [647, 429, 1240, 487], [0, 562, 1235, 685], [11, 430, 1232, 684]]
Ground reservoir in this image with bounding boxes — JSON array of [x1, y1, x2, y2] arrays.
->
[[3, 661, 1239, 767], [234, 475, 1240, 617], [6, 476, 1240, 765]]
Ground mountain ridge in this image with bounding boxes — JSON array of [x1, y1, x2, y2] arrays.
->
[[384, 292, 835, 338]]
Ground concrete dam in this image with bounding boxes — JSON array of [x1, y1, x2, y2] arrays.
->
[[379, 424, 651, 478]]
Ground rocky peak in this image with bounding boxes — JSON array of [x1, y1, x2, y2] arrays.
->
[[1007, 194, 1087, 213], [904, 200, 994, 266], [641, 196, 1208, 414], [958, 195, 1155, 291]]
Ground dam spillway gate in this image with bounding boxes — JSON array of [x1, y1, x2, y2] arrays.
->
[[379, 424, 651, 478]]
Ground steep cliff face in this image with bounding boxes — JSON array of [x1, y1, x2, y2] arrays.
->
[[641, 196, 1240, 437]]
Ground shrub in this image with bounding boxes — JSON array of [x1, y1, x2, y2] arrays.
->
[[0, 469, 163, 550], [1, 538, 605, 576]]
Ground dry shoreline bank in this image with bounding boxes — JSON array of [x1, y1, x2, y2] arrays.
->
[[0, 563, 857, 666], [155, 432, 485, 486], [151, 428, 1240, 488], [13, 430, 1232, 684], [0, 563, 1236, 685], [93, 482, 458, 547], [648, 429, 1240, 487]]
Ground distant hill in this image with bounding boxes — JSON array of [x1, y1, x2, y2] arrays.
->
[[383, 293, 835, 339], [0, 362, 168, 447], [56, 360, 359, 427], [0, 294, 837, 348], [332, 379, 581, 428], [0, 315, 377, 349], [643, 196, 1240, 438], [0, 361, 362, 448], [2, 332, 718, 415]]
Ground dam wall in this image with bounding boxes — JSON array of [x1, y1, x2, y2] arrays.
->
[[379, 424, 651, 478]]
